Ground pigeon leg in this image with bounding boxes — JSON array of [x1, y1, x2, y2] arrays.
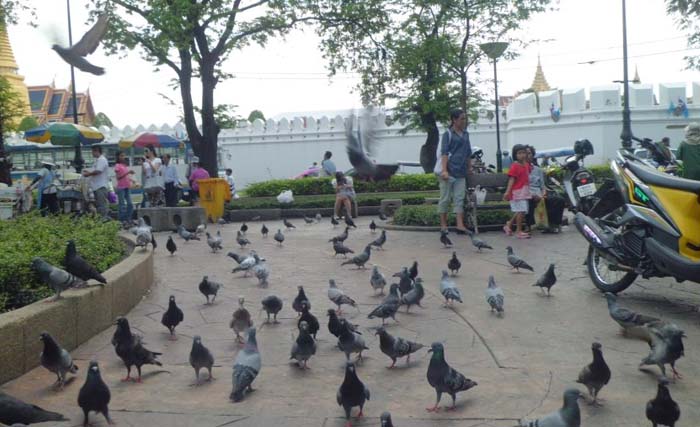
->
[[207, 368, 214, 381], [671, 365, 683, 380], [406, 354, 411, 365], [387, 359, 396, 369], [265, 313, 271, 324], [169, 328, 178, 341], [426, 391, 442, 412], [205, 295, 210, 305], [82, 408, 90, 427], [547, 288, 551, 297], [212, 294, 217, 304], [446, 394, 458, 411], [273, 314, 279, 324], [135, 366, 143, 383], [121, 366, 133, 382], [337, 306, 343, 315]]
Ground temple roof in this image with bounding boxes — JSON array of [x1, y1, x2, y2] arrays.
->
[[633, 65, 641, 84], [530, 55, 551, 93]]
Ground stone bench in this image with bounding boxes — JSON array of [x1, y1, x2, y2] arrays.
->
[[380, 199, 403, 216], [137, 206, 206, 232]]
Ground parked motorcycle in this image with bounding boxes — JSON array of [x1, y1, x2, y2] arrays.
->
[[574, 135, 700, 293]]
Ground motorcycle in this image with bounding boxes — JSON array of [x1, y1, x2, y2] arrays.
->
[[559, 139, 599, 214], [574, 135, 700, 293]]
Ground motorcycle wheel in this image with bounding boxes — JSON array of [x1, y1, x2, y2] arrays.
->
[[586, 245, 637, 294]]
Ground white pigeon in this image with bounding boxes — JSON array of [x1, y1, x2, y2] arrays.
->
[[327, 279, 358, 314]]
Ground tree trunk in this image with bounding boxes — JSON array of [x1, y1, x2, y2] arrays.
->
[[199, 60, 220, 178], [0, 123, 11, 186], [459, 69, 468, 125], [419, 111, 439, 173], [177, 48, 203, 165]]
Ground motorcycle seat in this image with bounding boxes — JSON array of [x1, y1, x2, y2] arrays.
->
[[627, 160, 700, 194]]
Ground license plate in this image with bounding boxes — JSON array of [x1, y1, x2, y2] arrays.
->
[[577, 183, 596, 197]]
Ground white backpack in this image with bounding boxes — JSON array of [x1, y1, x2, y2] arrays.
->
[[433, 129, 453, 175]]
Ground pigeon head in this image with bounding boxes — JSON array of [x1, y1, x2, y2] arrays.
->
[[327, 308, 337, 317], [441, 270, 449, 279], [238, 296, 245, 307], [344, 361, 357, 376], [563, 388, 583, 405], [203, 275, 209, 281], [88, 360, 100, 375], [604, 292, 616, 305], [66, 240, 77, 256], [389, 283, 399, 295], [428, 342, 445, 356], [591, 342, 602, 351], [328, 279, 337, 288], [506, 246, 514, 254], [299, 321, 309, 331], [380, 412, 393, 427], [375, 326, 387, 337], [372, 266, 379, 273], [169, 295, 176, 303], [452, 251, 457, 258], [206, 232, 212, 238], [245, 327, 258, 348], [115, 316, 130, 332], [548, 263, 556, 271], [39, 331, 54, 344], [31, 256, 47, 271], [488, 275, 496, 288], [193, 335, 202, 345]]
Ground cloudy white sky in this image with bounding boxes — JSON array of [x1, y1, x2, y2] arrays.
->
[[7, 0, 699, 127]]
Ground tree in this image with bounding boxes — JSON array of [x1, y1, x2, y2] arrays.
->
[[92, 0, 323, 176], [247, 109, 265, 123], [93, 112, 114, 128], [666, 0, 700, 69], [17, 116, 38, 132], [0, 76, 30, 185]]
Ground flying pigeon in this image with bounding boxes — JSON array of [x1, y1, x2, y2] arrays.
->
[[341, 245, 372, 269], [178, 225, 200, 241], [370, 265, 387, 295], [640, 321, 686, 380], [32, 257, 86, 300], [380, 412, 394, 427], [400, 277, 425, 312], [240, 223, 248, 234], [261, 295, 283, 323], [77, 361, 112, 427], [426, 342, 478, 412], [328, 279, 358, 314], [230, 296, 253, 343], [52, 14, 109, 75], [112, 317, 162, 383], [337, 362, 371, 427], [338, 320, 368, 361], [199, 275, 222, 304], [533, 263, 557, 295], [466, 230, 493, 252], [345, 111, 398, 181], [190, 335, 215, 384], [604, 293, 659, 340], [519, 389, 581, 427], [330, 226, 350, 243], [261, 224, 269, 237], [0, 391, 67, 425], [370, 230, 387, 250], [448, 252, 461, 276], [206, 231, 223, 252], [440, 270, 463, 306], [304, 215, 314, 225], [331, 216, 340, 227], [283, 218, 296, 230], [345, 216, 357, 228], [236, 230, 251, 248], [166, 236, 177, 255], [376, 326, 424, 368], [40, 332, 78, 388], [440, 230, 452, 248], [576, 342, 611, 406], [298, 301, 320, 339], [274, 229, 285, 246], [290, 320, 317, 369], [161, 295, 184, 340], [646, 378, 680, 427], [393, 267, 414, 297], [367, 283, 400, 324], [135, 217, 157, 250], [230, 328, 261, 402], [232, 252, 261, 276], [485, 275, 504, 315], [292, 286, 311, 315], [506, 246, 534, 272], [333, 240, 355, 258], [64, 240, 106, 284], [227, 251, 244, 264]]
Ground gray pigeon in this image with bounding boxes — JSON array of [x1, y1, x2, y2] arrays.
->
[[303, 215, 314, 225], [370, 229, 387, 250], [39, 332, 78, 388], [380, 411, 394, 427], [533, 263, 557, 295], [393, 267, 413, 296], [506, 246, 533, 272], [177, 224, 200, 241], [640, 321, 686, 380], [367, 283, 400, 324], [232, 252, 261, 276], [206, 231, 223, 252], [253, 262, 270, 287], [32, 257, 86, 300], [330, 227, 350, 243], [77, 360, 112, 427], [230, 328, 261, 402], [328, 279, 358, 314], [333, 240, 355, 258], [341, 244, 372, 269], [426, 342, 477, 412], [338, 319, 369, 361], [400, 277, 425, 312], [447, 251, 461, 276], [337, 361, 371, 427], [135, 218, 157, 250], [283, 218, 296, 230], [230, 296, 253, 344], [261, 295, 283, 323], [467, 230, 493, 252], [236, 230, 251, 248], [485, 275, 504, 315], [576, 342, 611, 406], [440, 270, 463, 305], [376, 326, 424, 368], [519, 388, 582, 427], [0, 392, 67, 425], [604, 293, 659, 340], [290, 320, 317, 369], [189, 335, 215, 384], [274, 229, 285, 246], [199, 276, 222, 304], [646, 378, 680, 427], [315, 212, 323, 223], [370, 266, 387, 295], [52, 14, 109, 75]]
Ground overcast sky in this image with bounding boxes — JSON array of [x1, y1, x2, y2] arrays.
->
[[8, 0, 699, 127]]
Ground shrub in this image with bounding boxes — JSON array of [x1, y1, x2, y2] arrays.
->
[[393, 205, 511, 227], [543, 163, 612, 184], [0, 213, 127, 313], [227, 191, 440, 211]]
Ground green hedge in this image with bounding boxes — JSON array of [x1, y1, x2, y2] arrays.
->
[[245, 173, 439, 197], [0, 213, 127, 313], [227, 191, 441, 211], [393, 205, 512, 227]]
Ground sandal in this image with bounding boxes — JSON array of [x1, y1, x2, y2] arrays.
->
[[517, 232, 531, 239], [503, 224, 513, 236]]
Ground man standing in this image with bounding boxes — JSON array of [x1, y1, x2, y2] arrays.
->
[[27, 157, 60, 216], [436, 109, 472, 234], [321, 151, 336, 177], [82, 145, 110, 218], [162, 154, 180, 207]]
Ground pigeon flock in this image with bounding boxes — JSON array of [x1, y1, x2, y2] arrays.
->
[[1, 212, 690, 427]]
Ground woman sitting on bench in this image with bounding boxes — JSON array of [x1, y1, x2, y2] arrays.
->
[[332, 171, 355, 218]]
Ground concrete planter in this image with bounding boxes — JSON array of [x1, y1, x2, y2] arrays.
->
[[0, 233, 153, 385], [225, 206, 381, 222]]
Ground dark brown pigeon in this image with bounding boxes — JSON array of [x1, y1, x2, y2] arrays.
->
[[52, 14, 109, 75]]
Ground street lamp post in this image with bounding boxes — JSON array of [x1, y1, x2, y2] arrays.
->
[[480, 42, 509, 173], [620, 0, 632, 150], [66, 0, 84, 173]]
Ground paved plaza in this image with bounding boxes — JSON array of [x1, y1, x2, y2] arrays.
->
[[2, 217, 699, 426]]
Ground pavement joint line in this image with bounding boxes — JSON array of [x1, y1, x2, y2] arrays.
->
[[214, 416, 250, 426], [522, 370, 553, 419]]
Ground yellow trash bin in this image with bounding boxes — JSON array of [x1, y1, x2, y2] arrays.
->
[[197, 178, 231, 221]]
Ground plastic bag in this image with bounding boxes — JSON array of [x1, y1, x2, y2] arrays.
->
[[534, 198, 549, 228], [277, 189, 294, 204], [475, 185, 487, 205], [107, 182, 117, 204]]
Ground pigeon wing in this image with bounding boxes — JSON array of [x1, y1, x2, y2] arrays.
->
[[72, 14, 110, 56]]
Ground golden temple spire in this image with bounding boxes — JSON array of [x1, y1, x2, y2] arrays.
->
[[0, 22, 31, 116], [530, 54, 551, 93], [632, 65, 641, 83]]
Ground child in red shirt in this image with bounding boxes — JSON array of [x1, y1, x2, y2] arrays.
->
[[503, 144, 532, 238]]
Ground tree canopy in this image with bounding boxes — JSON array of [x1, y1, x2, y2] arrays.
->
[[93, 112, 114, 128], [17, 116, 38, 132], [666, 0, 700, 69], [247, 109, 265, 123]]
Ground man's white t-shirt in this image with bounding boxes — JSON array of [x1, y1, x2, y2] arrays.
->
[[89, 155, 109, 191]]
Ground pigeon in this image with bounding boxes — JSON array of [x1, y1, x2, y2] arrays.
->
[[379, 212, 388, 220], [576, 342, 611, 406], [315, 212, 323, 223], [240, 223, 248, 234], [261, 224, 269, 237], [232, 252, 261, 276], [290, 320, 317, 369], [533, 263, 557, 295], [260, 295, 283, 323], [328, 279, 358, 314], [331, 216, 340, 227], [230, 296, 253, 343], [337, 362, 371, 427], [31, 257, 85, 300], [338, 319, 369, 362], [161, 295, 184, 340], [327, 309, 344, 338], [190, 335, 215, 384], [166, 236, 177, 255], [376, 326, 424, 368], [330, 227, 350, 243], [227, 251, 244, 264], [135, 218, 157, 250], [448, 252, 461, 276], [206, 231, 223, 252], [380, 412, 394, 427], [333, 240, 355, 258], [367, 283, 400, 324], [230, 328, 261, 402], [393, 267, 414, 296], [426, 342, 478, 412], [77, 360, 112, 427], [369, 220, 377, 233], [466, 230, 493, 252], [52, 14, 109, 75], [519, 389, 582, 427], [370, 265, 387, 295], [440, 230, 452, 248], [293, 286, 311, 315], [112, 317, 162, 383], [64, 240, 106, 284], [408, 261, 418, 281], [198, 276, 222, 304], [39, 332, 78, 388], [0, 392, 67, 425], [298, 301, 320, 339], [345, 216, 357, 228], [274, 229, 285, 246], [253, 262, 270, 287], [236, 230, 251, 248], [178, 225, 200, 241], [400, 278, 425, 312], [370, 230, 387, 250], [485, 275, 504, 315], [506, 246, 534, 272], [345, 111, 399, 181], [440, 270, 463, 305], [646, 378, 680, 427], [304, 215, 314, 225], [640, 321, 686, 380], [283, 218, 296, 230], [341, 245, 372, 269], [195, 223, 206, 236], [604, 293, 659, 340], [218, 217, 228, 225]]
